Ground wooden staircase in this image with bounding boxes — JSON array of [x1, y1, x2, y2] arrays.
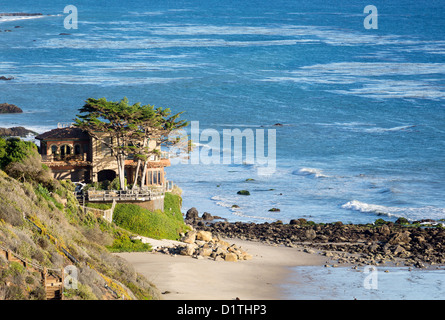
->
[[0, 244, 65, 300], [43, 270, 64, 300]]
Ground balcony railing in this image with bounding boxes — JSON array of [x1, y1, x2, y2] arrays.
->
[[41, 153, 87, 162], [87, 187, 165, 202]]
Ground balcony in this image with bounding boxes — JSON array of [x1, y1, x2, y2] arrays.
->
[[87, 187, 165, 202], [41, 153, 89, 163]]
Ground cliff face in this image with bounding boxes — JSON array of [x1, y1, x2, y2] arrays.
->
[[0, 167, 160, 300]]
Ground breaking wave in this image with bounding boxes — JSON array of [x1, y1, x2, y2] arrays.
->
[[341, 200, 445, 222], [293, 167, 329, 178]]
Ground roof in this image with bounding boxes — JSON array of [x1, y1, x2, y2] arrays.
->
[[35, 127, 90, 141]]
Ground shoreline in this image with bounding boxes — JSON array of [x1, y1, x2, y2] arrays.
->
[[117, 237, 326, 300], [117, 213, 445, 300]]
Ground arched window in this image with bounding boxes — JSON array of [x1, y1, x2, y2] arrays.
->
[[60, 145, 72, 158], [51, 145, 58, 155]]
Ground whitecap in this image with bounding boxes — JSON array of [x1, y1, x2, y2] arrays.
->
[[0, 15, 48, 24], [293, 167, 329, 178], [8, 73, 192, 86], [341, 200, 445, 222], [362, 125, 417, 133]]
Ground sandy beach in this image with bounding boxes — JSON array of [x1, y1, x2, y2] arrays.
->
[[117, 238, 326, 300]]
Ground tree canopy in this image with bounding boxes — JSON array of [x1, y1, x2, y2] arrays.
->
[[74, 97, 188, 190]]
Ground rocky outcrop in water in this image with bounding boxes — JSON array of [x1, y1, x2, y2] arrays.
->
[[0, 103, 22, 113], [0, 13, 43, 17], [0, 76, 14, 81], [0, 126, 37, 137]]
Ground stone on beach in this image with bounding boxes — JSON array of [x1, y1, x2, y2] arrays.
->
[[186, 207, 199, 220], [196, 230, 213, 242], [224, 252, 238, 262], [181, 230, 197, 244], [156, 228, 252, 262]]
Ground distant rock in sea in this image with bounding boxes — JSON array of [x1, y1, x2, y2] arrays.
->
[[0, 76, 14, 80], [0, 126, 37, 137], [0, 13, 43, 17], [0, 103, 22, 113]]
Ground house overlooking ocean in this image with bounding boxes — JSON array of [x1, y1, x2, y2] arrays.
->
[[35, 124, 173, 211]]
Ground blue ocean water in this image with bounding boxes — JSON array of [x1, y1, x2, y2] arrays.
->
[[1, 0, 445, 226]]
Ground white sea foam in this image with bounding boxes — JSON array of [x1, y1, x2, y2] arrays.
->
[[8, 73, 192, 86], [361, 125, 416, 133], [330, 80, 445, 101], [267, 62, 445, 82], [144, 24, 417, 48], [263, 62, 445, 101], [342, 200, 445, 222], [315, 122, 417, 134], [32, 37, 312, 50], [71, 60, 202, 72], [294, 167, 329, 178], [0, 15, 47, 24], [210, 195, 275, 221]]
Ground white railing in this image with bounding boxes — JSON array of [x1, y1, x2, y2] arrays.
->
[[84, 199, 116, 223], [87, 187, 165, 202]]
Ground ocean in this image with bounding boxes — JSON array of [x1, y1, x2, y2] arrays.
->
[[1, 0, 445, 299]]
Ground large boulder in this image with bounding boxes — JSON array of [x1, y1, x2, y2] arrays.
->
[[186, 207, 199, 220], [181, 230, 197, 244], [180, 244, 197, 256], [305, 229, 317, 240], [202, 212, 213, 220], [224, 252, 238, 262], [196, 230, 213, 242]]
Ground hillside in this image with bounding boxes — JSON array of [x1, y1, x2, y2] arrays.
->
[[0, 138, 170, 300]]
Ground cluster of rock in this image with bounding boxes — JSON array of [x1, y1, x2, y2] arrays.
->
[[153, 229, 252, 262], [193, 218, 445, 268], [184, 207, 226, 225]]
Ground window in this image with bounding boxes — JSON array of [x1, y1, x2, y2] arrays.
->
[[51, 145, 58, 155], [60, 145, 71, 158], [74, 144, 81, 155], [101, 137, 112, 156]]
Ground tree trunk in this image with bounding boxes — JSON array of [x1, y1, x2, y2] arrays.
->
[[141, 160, 148, 188], [132, 159, 142, 190], [132, 137, 148, 190], [117, 154, 126, 190]]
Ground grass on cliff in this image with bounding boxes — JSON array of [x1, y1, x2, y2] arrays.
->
[[112, 192, 188, 241]]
